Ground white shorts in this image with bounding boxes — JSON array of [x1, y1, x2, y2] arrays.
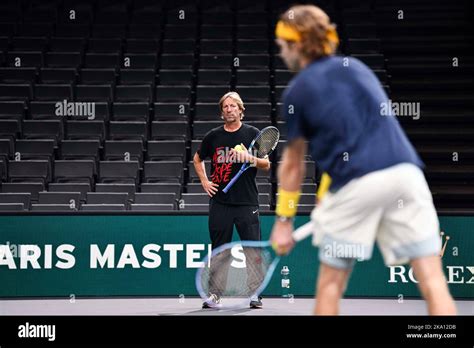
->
[[311, 163, 441, 269]]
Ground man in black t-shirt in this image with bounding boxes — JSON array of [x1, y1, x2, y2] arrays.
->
[[193, 92, 271, 309]]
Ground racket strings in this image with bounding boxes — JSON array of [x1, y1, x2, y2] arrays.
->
[[200, 246, 273, 299], [254, 127, 280, 158]]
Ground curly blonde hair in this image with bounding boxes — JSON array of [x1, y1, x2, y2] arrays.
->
[[279, 5, 339, 60]]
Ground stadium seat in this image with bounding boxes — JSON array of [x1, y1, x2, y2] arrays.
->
[[96, 183, 136, 202], [143, 161, 183, 183], [130, 203, 175, 211], [54, 160, 95, 185], [109, 121, 148, 142], [81, 204, 126, 211], [104, 140, 144, 164], [147, 140, 186, 161], [1, 183, 44, 202], [151, 121, 188, 140], [140, 183, 181, 197], [99, 161, 140, 185], [8, 160, 50, 184], [38, 192, 82, 207], [154, 102, 189, 120], [113, 102, 149, 121]]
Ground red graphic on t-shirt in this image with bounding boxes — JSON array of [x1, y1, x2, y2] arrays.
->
[[211, 146, 233, 184]]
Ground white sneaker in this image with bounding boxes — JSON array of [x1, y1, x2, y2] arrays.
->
[[202, 293, 222, 309]]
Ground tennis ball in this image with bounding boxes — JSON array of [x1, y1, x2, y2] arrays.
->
[[234, 144, 244, 152]]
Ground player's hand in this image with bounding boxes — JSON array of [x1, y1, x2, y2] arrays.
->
[[270, 219, 295, 255], [201, 180, 219, 197]]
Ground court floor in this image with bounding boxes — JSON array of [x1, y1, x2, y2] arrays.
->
[[1, 297, 473, 315]]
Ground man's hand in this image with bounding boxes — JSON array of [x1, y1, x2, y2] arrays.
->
[[201, 180, 219, 197], [270, 219, 295, 255], [229, 143, 254, 164]]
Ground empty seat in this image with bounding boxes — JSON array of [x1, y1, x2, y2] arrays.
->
[[23, 120, 63, 143], [66, 120, 105, 141], [31, 204, 78, 211], [130, 204, 175, 211], [0, 67, 37, 84], [128, 24, 161, 39], [99, 161, 140, 184], [236, 86, 270, 102], [34, 84, 73, 101], [0, 120, 21, 140], [126, 39, 160, 53], [92, 24, 127, 38], [45, 52, 82, 68], [134, 192, 176, 205], [201, 27, 232, 40], [121, 53, 157, 69], [180, 193, 209, 204], [15, 139, 55, 161], [86, 192, 129, 207], [54, 160, 95, 184], [81, 204, 126, 211], [0, 203, 24, 211], [160, 54, 194, 69], [0, 193, 31, 210], [12, 37, 47, 52], [156, 86, 191, 102], [49, 37, 86, 52], [38, 192, 82, 208], [8, 160, 50, 184], [236, 39, 269, 53], [237, 54, 269, 68], [30, 101, 109, 121], [84, 53, 120, 68], [113, 102, 149, 121], [186, 183, 205, 193], [7, 52, 43, 68], [147, 140, 186, 161], [48, 183, 91, 202], [0, 84, 33, 101], [0, 183, 45, 201], [115, 85, 153, 102], [76, 85, 113, 102], [140, 183, 181, 197], [154, 102, 189, 120], [151, 121, 188, 140], [158, 69, 193, 85], [197, 69, 231, 85], [200, 39, 232, 53], [178, 203, 208, 212], [162, 39, 195, 53], [120, 69, 155, 85], [96, 183, 136, 202], [109, 121, 148, 142], [60, 140, 101, 162], [88, 38, 122, 53], [80, 69, 116, 85], [143, 161, 183, 183], [196, 85, 230, 102], [40, 68, 76, 84], [236, 69, 270, 85], [104, 140, 144, 163], [200, 54, 232, 68]]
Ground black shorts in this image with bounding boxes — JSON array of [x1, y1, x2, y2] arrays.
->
[[208, 200, 261, 249]]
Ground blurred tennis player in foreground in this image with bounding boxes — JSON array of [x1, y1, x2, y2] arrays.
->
[[270, 5, 456, 315]]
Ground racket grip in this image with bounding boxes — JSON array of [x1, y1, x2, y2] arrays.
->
[[223, 170, 243, 193]]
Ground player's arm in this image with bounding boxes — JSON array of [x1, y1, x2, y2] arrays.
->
[[270, 137, 307, 255], [193, 152, 218, 197], [278, 138, 307, 192]]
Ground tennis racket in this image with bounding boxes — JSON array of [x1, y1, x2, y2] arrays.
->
[[195, 221, 314, 309], [222, 126, 280, 193]]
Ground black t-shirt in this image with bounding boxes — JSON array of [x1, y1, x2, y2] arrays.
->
[[197, 123, 260, 206]]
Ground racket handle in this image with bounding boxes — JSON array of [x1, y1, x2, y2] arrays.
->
[[292, 221, 314, 242], [223, 169, 244, 193]]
